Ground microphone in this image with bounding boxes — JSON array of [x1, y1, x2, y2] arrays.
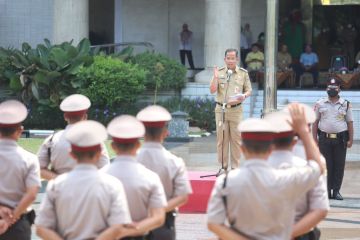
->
[[227, 69, 233, 82]]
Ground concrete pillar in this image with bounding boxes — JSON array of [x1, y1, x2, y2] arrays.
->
[[195, 0, 241, 83], [263, 0, 278, 114], [53, 0, 89, 44]]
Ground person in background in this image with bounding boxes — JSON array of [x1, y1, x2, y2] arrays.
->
[[179, 23, 195, 69]]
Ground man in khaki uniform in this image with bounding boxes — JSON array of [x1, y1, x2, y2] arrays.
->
[[37, 94, 109, 180], [210, 48, 252, 169], [266, 106, 329, 239], [0, 100, 41, 240], [207, 104, 324, 240], [104, 115, 166, 240], [136, 105, 192, 240], [36, 120, 133, 239]]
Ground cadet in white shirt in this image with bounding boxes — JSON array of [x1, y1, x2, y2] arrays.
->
[[104, 115, 166, 240], [136, 105, 192, 240], [266, 106, 329, 240], [207, 103, 324, 240], [37, 94, 109, 180], [36, 120, 132, 240], [0, 100, 40, 240]]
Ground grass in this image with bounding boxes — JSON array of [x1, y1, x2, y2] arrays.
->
[[18, 138, 116, 158]]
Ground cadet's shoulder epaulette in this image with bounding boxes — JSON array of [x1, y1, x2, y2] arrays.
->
[[239, 67, 248, 72]]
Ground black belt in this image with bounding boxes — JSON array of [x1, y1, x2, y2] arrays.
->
[[122, 235, 149, 240], [318, 130, 347, 139], [216, 102, 242, 109]]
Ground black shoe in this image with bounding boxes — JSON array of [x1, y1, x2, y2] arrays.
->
[[333, 191, 343, 200]]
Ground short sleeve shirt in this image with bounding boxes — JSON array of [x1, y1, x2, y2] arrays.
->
[[137, 142, 192, 200], [269, 150, 329, 222], [103, 156, 167, 222], [0, 139, 41, 208], [35, 164, 131, 239], [314, 97, 353, 133], [207, 159, 321, 240], [37, 125, 109, 174]]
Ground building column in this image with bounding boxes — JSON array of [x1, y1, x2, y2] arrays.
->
[[53, 0, 89, 44], [195, 0, 241, 83]]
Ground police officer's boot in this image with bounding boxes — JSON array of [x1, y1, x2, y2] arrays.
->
[[333, 190, 343, 200]]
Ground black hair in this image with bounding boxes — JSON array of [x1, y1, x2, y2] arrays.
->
[[225, 48, 239, 57], [242, 139, 272, 154]]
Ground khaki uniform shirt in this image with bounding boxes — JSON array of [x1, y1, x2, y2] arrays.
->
[[245, 51, 264, 70], [277, 52, 292, 71], [103, 156, 167, 222], [35, 164, 131, 239], [269, 150, 329, 223], [37, 125, 109, 174], [314, 97, 353, 133], [210, 66, 252, 114], [137, 142, 192, 201], [207, 159, 321, 240], [0, 139, 41, 208]]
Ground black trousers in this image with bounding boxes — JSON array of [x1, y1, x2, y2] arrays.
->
[[151, 211, 175, 240], [295, 227, 321, 240], [318, 131, 348, 191], [0, 217, 31, 240], [179, 50, 195, 69], [292, 64, 319, 86]]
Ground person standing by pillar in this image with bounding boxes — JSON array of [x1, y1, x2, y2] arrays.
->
[[210, 49, 252, 170], [179, 23, 195, 69], [313, 78, 354, 200]]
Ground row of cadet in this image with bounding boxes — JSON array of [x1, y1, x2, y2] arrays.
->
[[0, 94, 328, 240], [0, 95, 192, 240]]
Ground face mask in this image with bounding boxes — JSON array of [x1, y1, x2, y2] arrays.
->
[[327, 89, 338, 97]]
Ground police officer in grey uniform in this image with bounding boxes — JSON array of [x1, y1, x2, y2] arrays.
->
[[266, 107, 329, 240], [104, 115, 167, 240], [136, 105, 192, 240], [313, 79, 354, 200], [207, 104, 325, 240], [37, 94, 109, 180], [0, 100, 41, 240], [36, 120, 132, 239]]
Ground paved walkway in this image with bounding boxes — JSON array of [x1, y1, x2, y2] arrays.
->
[[31, 135, 360, 239]]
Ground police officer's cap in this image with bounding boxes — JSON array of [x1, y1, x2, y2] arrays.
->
[[237, 118, 276, 141], [282, 103, 316, 124], [107, 115, 145, 144], [327, 78, 341, 87], [60, 94, 91, 116], [136, 105, 172, 128], [0, 100, 27, 128], [66, 120, 107, 152]]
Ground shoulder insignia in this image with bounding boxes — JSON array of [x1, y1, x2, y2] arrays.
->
[[218, 66, 226, 71], [239, 67, 248, 72]]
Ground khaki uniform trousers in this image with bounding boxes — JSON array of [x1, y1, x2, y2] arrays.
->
[[215, 107, 243, 169]]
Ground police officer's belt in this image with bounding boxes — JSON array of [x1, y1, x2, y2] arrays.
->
[[216, 102, 242, 109], [319, 130, 347, 139]]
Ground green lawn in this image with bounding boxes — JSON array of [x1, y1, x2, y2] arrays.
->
[[18, 138, 116, 157]]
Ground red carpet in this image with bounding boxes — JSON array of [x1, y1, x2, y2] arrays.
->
[[179, 171, 217, 213]]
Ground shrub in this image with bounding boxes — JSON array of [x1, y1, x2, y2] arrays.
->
[[159, 97, 216, 131], [78, 55, 146, 107], [129, 52, 187, 91]]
